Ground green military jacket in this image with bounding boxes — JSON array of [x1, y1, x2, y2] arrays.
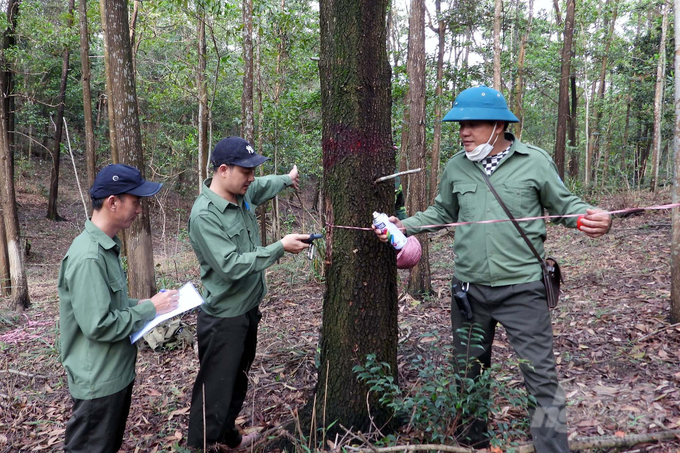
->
[[402, 134, 592, 286], [189, 175, 292, 318], [58, 220, 156, 400]]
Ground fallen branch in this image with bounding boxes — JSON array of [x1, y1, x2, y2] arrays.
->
[[374, 168, 422, 183], [516, 429, 680, 452], [637, 322, 680, 342], [0, 369, 48, 380], [345, 444, 473, 453]]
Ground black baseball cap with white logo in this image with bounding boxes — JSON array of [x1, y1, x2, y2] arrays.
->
[[89, 164, 163, 199], [210, 136, 269, 168]]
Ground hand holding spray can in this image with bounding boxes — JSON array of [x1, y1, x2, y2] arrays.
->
[[372, 211, 407, 250]]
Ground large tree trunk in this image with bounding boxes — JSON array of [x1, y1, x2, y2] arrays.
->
[[79, 0, 97, 194], [406, 0, 431, 296], [493, 0, 502, 90], [512, 0, 533, 139], [650, 0, 670, 192], [0, 0, 28, 310], [99, 0, 118, 163], [672, 0, 680, 324], [102, 0, 156, 299], [47, 0, 75, 221], [311, 0, 398, 436], [554, 0, 574, 179], [428, 0, 447, 204], [241, 0, 254, 144], [197, 5, 209, 193]]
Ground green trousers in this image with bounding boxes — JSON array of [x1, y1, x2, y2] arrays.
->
[[451, 278, 569, 453]]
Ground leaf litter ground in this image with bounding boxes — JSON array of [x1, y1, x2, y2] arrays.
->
[[0, 163, 679, 452]]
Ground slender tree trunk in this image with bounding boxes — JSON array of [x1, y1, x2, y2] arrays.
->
[[79, 0, 97, 194], [650, 0, 670, 192], [241, 0, 254, 143], [99, 0, 118, 163], [47, 0, 75, 221], [512, 0, 533, 139], [554, 0, 574, 179], [428, 0, 446, 204], [256, 25, 267, 246], [622, 96, 631, 179], [311, 0, 397, 436], [129, 0, 139, 73], [587, 0, 617, 186], [0, 0, 28, 310], [102, 0, 156, 299], [272, 0, 286, 242], [493, 0, 502, 90], [567, 54, 579, 179], [406, 0, 431, 296], [197, 5, 208, 193]]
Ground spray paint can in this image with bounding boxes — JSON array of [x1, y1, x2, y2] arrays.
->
[[372, 211, 408, 250]]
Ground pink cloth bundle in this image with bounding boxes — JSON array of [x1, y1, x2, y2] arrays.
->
[[396, 235, 422, 269]]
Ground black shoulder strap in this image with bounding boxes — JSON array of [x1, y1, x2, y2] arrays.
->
[[476, 165, 547, 270]]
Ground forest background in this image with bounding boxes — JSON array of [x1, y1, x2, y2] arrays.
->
[[0, 0, 679, 451]]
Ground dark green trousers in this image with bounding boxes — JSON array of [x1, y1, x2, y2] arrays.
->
[[188, 306, 261, 449], [451, 278, 568, 453], [63, 381, 133, 453]]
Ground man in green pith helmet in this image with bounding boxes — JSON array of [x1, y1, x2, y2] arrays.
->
[[375, 86, 611, 452]]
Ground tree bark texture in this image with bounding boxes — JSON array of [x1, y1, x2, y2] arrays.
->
[[197, 6, 209, 193], [406, 0, 431, 296], [79, 0, 97, 194], [0, 0, 28, 309], [493, 0, 502, 90], [47, 0, 75, 221], [99, 0, 118, 163], [102, 0, 156, 299], [554, 0, 574, 180], [315, 0, 398, 435], [241, 0, 254, 144], [428, 0, 446, 204], [650, 0, 669, 192], [671, 0, 680, 324]]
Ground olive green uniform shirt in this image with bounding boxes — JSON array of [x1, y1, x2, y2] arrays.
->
[[188, 175, 292, 318], [58, 220, 157, 400], [402, 134, 592, 286]]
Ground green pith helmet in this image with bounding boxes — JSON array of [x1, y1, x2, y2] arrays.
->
[[442, 85, 519, 123]]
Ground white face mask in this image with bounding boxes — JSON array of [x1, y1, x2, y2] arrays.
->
[[465, 122, 498, 162]]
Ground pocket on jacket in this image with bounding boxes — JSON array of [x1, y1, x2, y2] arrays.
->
[[453, 183, 478, 220]]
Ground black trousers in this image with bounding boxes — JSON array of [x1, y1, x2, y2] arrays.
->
[[63, 381, 134, 453], [188, 306, 261, 449], [451, 278, 568, 453]]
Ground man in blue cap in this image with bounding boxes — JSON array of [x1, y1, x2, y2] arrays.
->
[[375, 86, 611, 452], [187, 137, 310, 451], [58, 163, 180, 453]]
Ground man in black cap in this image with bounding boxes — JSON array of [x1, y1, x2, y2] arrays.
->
[[187, 137, 310, 451], [58, 163, 180, 453]]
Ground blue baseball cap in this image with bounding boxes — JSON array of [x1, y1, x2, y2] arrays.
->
[[442, 85, 519, 123], [89, 164, 163, 199], [211, 137, 269, 168]]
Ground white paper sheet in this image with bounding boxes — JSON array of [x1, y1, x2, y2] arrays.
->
[[130, 282, 204, 344]]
